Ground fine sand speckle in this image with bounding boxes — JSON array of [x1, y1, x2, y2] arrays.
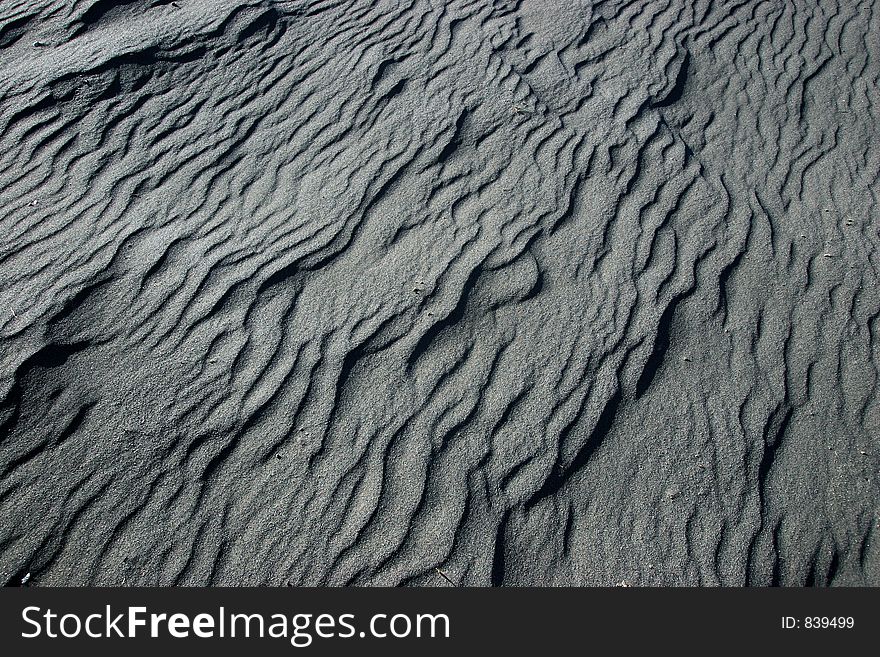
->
[[0, 0, 878, 586]]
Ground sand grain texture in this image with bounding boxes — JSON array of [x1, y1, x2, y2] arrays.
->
[[0, 0, 878, 585]]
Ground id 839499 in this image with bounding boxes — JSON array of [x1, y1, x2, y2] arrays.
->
[[781, 616, 855, 629]]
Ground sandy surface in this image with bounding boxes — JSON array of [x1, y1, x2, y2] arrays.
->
[[0, 0, 878, 586]]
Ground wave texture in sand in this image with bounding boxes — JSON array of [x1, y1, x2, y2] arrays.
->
[[0, 0, 878, 585]]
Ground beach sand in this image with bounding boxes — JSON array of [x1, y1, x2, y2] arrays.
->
[[0, 0, 877, 586]]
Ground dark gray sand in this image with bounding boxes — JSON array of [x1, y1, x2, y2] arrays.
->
[[0, 0, 878, 586]]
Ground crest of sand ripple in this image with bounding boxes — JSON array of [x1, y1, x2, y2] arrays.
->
[[0, 0, 877, 585]]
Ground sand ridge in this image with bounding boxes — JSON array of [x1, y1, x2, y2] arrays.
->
[[0, 0, 878, 586]]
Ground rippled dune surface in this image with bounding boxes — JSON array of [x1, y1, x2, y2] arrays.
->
[[0, 0, 878, 586]]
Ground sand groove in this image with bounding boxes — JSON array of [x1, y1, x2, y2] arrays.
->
[[0, 0, 877, 585]]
